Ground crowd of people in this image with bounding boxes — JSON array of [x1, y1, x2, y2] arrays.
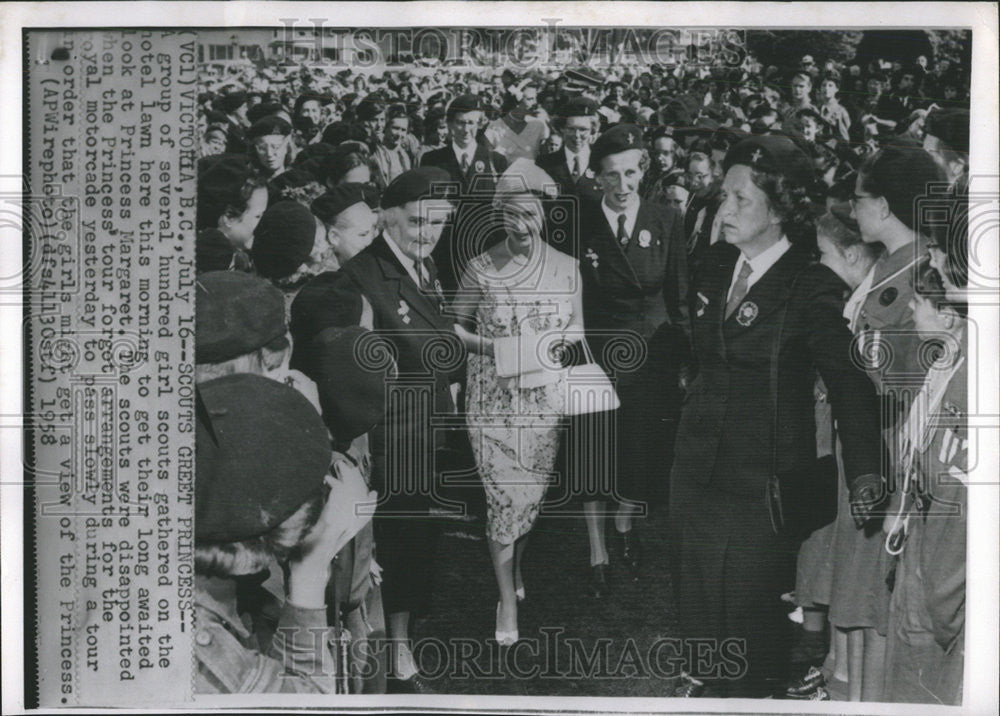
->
[[192, 43, 972, 703]]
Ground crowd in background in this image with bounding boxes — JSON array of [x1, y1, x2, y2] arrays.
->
[[191, 37, 972, 703]]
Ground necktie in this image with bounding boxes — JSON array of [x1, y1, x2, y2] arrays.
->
[[460, 153, 470, 173], [616, 214, 629, 246], [419, 258, 442, 303], [725, 261, 754, 319], [572, 155, 581, 180]]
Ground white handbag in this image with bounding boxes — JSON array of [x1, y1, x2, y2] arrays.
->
[[563, 337, 620, 416]]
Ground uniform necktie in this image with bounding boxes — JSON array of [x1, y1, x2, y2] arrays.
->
[[572, 154, 581, 180], [725, 261, 754, 319], [460, 153, 470, 173], [616, 213, 629, 246]]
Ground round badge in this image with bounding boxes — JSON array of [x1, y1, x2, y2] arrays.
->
[[475, 160, 485, 173], [736, 301, 759, 326], [879, 286, 898, 306], [638, 229, 652, 248]]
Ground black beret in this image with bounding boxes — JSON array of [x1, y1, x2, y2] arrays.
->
[[861, 145, 946, 231], [251, 200, 319, 280], [589, 124, 646, 172], [446, 93, 484, 118], [560, 96, 599, 119], [311, 326, 392, 441], [355, 93, 387, 122], [196, 374, 331, 543], [723, 135, 816, 189], [247, 116, 292, 141], [247, 101, 285, 125], [311, 183, 379, 224], [293, 142, 337, 168], [196, 271, 286, 363], [218, 90, 248, 114], [380, 166, 454, 210], [925, 108, 969, 155], [197, 154, 259, 230]]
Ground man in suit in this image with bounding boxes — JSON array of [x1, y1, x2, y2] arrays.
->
[[574, 124, 690, 596], [669, 136, 884, 698], [420, 93, 508, 295], [535, 96, 603, 202], [289, 167, 463, 694]]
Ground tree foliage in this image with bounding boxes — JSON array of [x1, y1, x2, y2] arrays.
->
[[744, 30, 863, 71]]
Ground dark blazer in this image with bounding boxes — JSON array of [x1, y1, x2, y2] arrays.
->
[[577, 197, 690, 387], [289, 234, 461, 503], [535, 149, 603, 201], [420, 142, 508, 295], [671, 241, 883, 501]]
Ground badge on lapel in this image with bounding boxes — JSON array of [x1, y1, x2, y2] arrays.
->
[[584, 168, 595, 179], [397, 299, 412, 324], [696, 291, 710, 318], [879, 286, 898, 306], [475, 159, 485, 173], [585, 247, 600, 269], [637, 229, 652, 248], [736, 301, 758, 326]]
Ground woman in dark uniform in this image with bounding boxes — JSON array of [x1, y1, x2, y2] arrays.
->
[[668, 135, 884, 698]]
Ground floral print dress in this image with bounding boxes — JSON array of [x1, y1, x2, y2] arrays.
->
[[464, 243, 580, 545]]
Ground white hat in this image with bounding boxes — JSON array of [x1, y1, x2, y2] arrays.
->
[[494, 158, 559, 200]]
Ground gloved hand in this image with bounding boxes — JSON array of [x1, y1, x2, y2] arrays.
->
[[849, 473, 885, 528]]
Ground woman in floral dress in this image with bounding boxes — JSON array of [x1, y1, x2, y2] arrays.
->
[[452, 160, 583, 645]]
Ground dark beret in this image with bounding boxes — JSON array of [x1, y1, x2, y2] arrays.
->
[[196, 270, 286, 363], [204, 109, 229, 126], [247, 116, 292, 141], [293, 142, 337, 168], [311, 183, 379, 224], [197, 155, 259, 230], [251, 200, 319, 280], [861, 145, 946, 230], [723, 135, 816, 189], [290, 272, 366, 359], [195, 374, 331, 543], [380, 166, 454, 210], [560, 96, 599, 119], [446, 93, 484, 118], [218, 90, 248, 114], [821, 70, 842, 86], [589, 124, 646, 172], [355, 93, 387, 122], [311, 326, 392, 441], [925, 108, 969, 155], [247, 101, 285, 125]]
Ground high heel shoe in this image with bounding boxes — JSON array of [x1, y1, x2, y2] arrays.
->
[[495, 602, 518, 646]]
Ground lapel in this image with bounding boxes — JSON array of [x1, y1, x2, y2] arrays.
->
[[469, 143, 496, 186], [371, 235, 445, 328], [597, 200, 641, 289], [722, 244, 810, 337], [622, 200, 661, 271]]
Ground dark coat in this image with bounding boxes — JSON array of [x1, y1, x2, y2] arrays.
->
[[289, 234, 461, 503], [577, 197, 690, 386], [535, 148, 603, 201], [420, 142, 509, 294], [671, 240, 882, 500]]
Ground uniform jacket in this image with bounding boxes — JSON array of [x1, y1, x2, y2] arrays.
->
[[576, 197, 690, 387], [194, 575, 336, 694], [672, 241, 882, 500], [289, 234, 460, 502], [535, 148, 603, 201], [420, 141, 508, 294]]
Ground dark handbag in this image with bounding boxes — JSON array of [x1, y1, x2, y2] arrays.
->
[[765, 279, 839, 539]]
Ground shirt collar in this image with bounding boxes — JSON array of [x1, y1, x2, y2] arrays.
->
[[600, 196, 640, 237], [565, 146, 589, 166], [452, 141, 475, 164], [383, 232, 423, 285], [737, 235, 792, 287]]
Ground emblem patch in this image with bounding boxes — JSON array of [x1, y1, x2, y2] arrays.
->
[[474, 160, 485, 173], [736, 301, 759, 326], [397, 299, 412, 324], [638, 229, 652, 248], [585, 247, 600, 269], [696, 291, 710, 318], [879, 286, 898, 306]]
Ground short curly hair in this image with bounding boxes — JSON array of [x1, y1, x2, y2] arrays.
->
[[747, 165, 816, 246]]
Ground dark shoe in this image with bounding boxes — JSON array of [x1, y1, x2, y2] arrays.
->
[[387, 674, 437, 694], [613, 529, 641, 575], [784, 666, 826, 699], [589, 563, 608, 599]]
